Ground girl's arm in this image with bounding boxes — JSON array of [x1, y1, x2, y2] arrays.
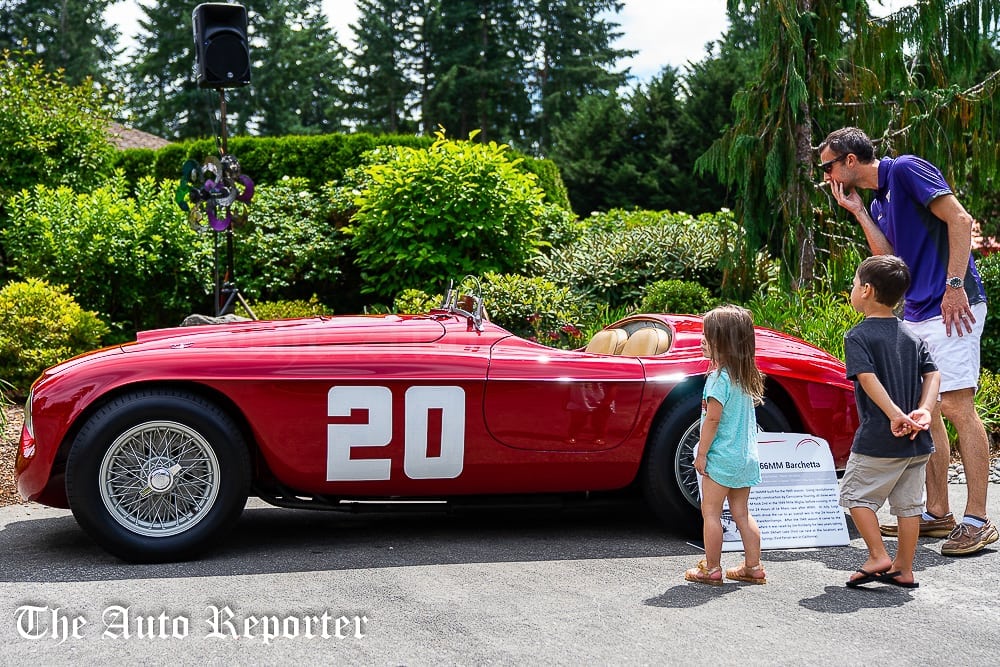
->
[[855, 372, 929, 438], [695, 397, 722, 475]]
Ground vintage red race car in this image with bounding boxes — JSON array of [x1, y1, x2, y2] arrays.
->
[[16, 284, 857, 562]]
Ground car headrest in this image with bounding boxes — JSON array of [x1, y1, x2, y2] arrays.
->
[[584, 328, 628, 355], [621, 327, 672, 356]]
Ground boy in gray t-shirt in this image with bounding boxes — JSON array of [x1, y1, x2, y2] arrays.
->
[[840, 255, 939, 589]]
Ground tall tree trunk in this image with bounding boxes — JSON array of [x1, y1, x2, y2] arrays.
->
[[794, 0, 814, 290]]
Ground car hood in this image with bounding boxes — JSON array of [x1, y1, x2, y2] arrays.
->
[[128, 314, 447, 350]]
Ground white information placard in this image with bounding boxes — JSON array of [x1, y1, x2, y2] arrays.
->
[[704, 433, 850, 552]]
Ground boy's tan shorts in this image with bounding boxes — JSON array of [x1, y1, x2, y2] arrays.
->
[[839, 452, 930, 517]]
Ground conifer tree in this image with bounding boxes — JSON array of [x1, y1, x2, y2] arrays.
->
[[253, 0, 349, 136], [0, 0, 120, 87], [348, 0, 420, 134], [532, 0, 633, 152]]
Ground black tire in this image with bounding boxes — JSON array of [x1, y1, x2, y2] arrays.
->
[[65, 390, 251, 563], [642, 392, 790, 537]]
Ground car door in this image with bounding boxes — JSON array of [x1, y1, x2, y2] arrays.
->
[[483, 337, 645, 452]]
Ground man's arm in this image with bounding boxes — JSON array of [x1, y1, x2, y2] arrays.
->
[[928, 194, 976, 336], [831, 181, 893, 255]]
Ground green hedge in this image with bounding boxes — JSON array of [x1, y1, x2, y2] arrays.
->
[[112, 133, 571, 211]]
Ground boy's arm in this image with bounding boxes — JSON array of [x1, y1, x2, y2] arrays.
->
[[905, 370, 941, 439], [855, 372, 928, 438]]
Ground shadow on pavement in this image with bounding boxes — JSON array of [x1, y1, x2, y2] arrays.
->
[[0, 500, 707, 583]]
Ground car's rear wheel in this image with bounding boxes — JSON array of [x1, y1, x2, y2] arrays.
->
[[642, 392, 790, 536], [65, 390, 250, 563]]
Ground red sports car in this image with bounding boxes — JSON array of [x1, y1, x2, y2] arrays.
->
[[16, 286, 857, 562]]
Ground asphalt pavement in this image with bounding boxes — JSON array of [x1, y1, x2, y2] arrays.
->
[[1, 484, 997, 665]]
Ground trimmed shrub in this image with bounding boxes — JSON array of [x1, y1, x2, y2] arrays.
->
[[640, 279, 719, 315], [532, 209, 737, 307], [252, 297, 331, 320], [479, 273, 592, 349], [231, 177, 349, 304], [393, 289, 441, 314], [346, 131, 548, 301], [113, 133, 570, 209], [0, 279, 108, 395], [3, 177, 207, 340]]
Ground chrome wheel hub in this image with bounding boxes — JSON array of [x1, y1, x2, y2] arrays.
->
[[99, 421, 220, 537]]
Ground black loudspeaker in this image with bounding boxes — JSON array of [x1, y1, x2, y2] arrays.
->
[[193, 3, 251, 89]]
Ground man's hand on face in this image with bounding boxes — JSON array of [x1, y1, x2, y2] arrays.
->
[[830, 180, 866, 218]]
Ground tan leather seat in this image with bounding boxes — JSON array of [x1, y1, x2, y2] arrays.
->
[[621, 327, 671, 357], [584, 328, 628, 355]]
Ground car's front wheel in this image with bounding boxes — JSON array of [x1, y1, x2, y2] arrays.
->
[[65, 390, 251, 563], [642, 391, 790, 536]]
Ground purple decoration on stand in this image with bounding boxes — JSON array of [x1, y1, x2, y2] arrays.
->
[[236, 174, 255, 202]]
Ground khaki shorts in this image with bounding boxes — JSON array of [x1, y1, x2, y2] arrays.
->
[[904, 301, 987, 393], [839, 452, 930, 517]]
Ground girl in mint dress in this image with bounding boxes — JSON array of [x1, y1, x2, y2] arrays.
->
[[684, 305, 767, 586]]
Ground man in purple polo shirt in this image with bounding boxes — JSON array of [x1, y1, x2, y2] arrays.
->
[[820, 126, 995, 556]]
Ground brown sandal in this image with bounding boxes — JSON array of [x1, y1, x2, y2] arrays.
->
[[684, 559, 723, 586], [725, 562, 767, 584]]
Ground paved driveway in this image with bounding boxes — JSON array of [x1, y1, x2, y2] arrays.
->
[[1, 485, 997, 665]]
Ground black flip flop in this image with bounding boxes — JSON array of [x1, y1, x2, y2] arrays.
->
[[875, 570, 919, 588], [845, 568, 885, 588]]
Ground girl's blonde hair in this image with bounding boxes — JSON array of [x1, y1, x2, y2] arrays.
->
[[702, 304, 765, 405]]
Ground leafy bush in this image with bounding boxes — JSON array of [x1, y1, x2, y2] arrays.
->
[[748, 287, 862, 361], [0, 51, 116, 207], [345, 131, 548, 301], [975, 252, 1000, 372], [232, 177, 349, 304], [974, 370, 1000, 449], [0, 279, 108, 395], [480, 273, 591, 349], [943, 369, 1000, 450], [393, 289, 441, 314], [640, 279, 719, 315], [4, 178, 207, 340], [0, 378, 11, 428], [532, 209, 738, 307], [252, 296, 331, 320]]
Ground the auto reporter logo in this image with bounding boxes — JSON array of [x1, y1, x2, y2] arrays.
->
[[15, 604, 369, 644]]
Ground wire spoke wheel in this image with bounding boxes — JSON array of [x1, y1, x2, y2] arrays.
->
[[674, 420, 701, 508], [99, 420, 221, 538]]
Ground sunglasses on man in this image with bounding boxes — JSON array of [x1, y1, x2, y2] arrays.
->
[[819, 153, 848, 173]]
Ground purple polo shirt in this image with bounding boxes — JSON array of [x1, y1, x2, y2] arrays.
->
[[868, 156, 986, 322]]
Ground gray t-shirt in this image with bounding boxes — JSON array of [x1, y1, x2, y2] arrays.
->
[[844, 316, 937, 457]]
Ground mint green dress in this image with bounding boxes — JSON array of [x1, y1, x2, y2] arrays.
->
[[701, 369, 761, 488]]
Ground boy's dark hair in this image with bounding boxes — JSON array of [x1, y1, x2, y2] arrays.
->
[[818, 127, 876, 163], [857, 255, 910, 307]]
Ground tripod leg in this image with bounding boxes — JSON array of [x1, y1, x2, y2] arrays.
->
[[235, 292, 257, 320], [219, 289, 239, 317]]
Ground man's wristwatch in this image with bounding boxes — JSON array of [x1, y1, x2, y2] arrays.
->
[[946, 276, 965, 289]]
